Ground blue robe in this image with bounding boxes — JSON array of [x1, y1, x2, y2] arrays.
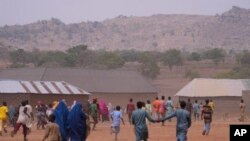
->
[[162, 109, 191, 141], [67, 103, 87, 141], [54, 101, 69, 141], [131, 109, 155, 141]]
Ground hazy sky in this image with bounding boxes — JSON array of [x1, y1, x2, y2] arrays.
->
[[0, 0, 250, 26]]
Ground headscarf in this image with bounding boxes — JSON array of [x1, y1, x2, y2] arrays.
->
[[52, 101, 59, 110], [54, 100, 69, 141], [99, 99, 109, 115], [67, 103, 87, 141], [70, 100, 77, 110]]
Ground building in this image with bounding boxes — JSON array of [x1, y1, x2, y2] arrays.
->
[[0, 80, 90, 107], [175, 78, 250, 115], [0, 68, 158, 107]]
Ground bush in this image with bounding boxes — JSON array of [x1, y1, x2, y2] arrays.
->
[[185, 70, 200, 79]]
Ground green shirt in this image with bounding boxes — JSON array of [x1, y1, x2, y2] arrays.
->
[[90, 103, 97, 117]]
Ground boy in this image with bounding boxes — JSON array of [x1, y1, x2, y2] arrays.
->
[[42, 114, 61, 141], [110, 106, 125, 141]]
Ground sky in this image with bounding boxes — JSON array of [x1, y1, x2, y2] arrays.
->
[[0, 0, 250, 26]]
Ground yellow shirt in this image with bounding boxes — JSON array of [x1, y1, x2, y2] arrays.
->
[[208, 102, 215, 111], [0, 106, 8, 120]]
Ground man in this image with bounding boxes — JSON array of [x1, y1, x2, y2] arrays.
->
[[132, 101, 156, 141], [193, 100, 200, 121], [0, 101, 9, 136], [239, 99, 246, 122], [159, 96, 166, 126], [161, 101, 191, 141], [165, 96, 174, 122], [126, 98, 135, 124], [11, 101, 30, 141], [152, 97, 160, 120], [208, 99, 215, 112], [186, 99, 192, 116], [90, 98, 98, 130], [25, 100, 34, 131], [201, 99, 213, 135]]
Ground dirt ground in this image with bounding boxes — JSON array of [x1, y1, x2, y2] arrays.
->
[[1, 118, 247, 141]]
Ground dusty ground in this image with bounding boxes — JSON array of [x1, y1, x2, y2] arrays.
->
[[1, 117, 247, 141]]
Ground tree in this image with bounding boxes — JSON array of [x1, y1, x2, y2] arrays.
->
[[161, 49, 183, 70], [65, 44, 88, 67], [136, 52, 160, 79], [236, 51, 250, 66], [188, 52, 201, 61], [203, 48, 225, 66], [139, 60, 160, 79], [96, 51, 125, 69], [185, 70, 200, 80]]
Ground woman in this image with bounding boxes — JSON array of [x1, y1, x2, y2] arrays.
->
[[54, 100, 69, 141], [67, 103, 88, 141], [98, 100, 109, 123]]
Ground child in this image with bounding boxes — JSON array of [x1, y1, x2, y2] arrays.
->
[[110, 106, 125, 141], [42, 114, 61, 141]]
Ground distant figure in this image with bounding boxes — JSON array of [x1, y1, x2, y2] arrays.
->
[[208, 99, 215, 112], [165, 96, 174, 122], [110, 105, 125, 141], [90, 98, 98, 130], [201, 99, 213, 136], [54, 100, 69, 141], [36, 101, 47, 129], [193, 100, 200, 121], [25, 100, 34, 131], [126, 98, 135, 124], [0, 101, 9, 136], [67, 103, 88, 141], [159, 96, 166, 126], [99, 99, 109, 123], [42, 114, 61, 141], [186, 99, 193, 116], [107, 102, 113, 116], [161, 101, 191, 141], [239, 99, 246, 122], [11, 101, 30, 141], [8, 105, 16, 127], [46, 104, 54, 118], [132, 101, 156, 141], [145, 100, 152, 116], [152, 97, 160, 120], [199, 102, 203, 120]]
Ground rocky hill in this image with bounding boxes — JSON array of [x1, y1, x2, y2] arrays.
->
[[0, 6, 250, 51]]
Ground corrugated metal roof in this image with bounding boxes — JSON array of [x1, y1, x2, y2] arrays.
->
[[0, 80, 90, 95], [175, 78, 250, 97], [0, 68, 157, 93]]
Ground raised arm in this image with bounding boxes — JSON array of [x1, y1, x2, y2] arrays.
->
[[145, 112, 156, 123], [161, 111, 176, 122]]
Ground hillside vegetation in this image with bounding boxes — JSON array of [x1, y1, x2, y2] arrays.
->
[[0, 6, 250, 51]]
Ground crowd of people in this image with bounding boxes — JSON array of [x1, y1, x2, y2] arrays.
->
[[0, 96, 247, 141]]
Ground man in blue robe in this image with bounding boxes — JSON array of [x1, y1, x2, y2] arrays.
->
[[161, 101, 191, 141], [131, 101, 156, 141]]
